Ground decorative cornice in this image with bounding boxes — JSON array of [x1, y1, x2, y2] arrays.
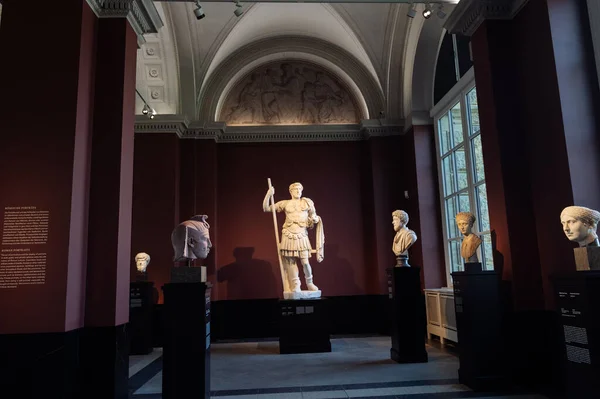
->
[[86, 0, 163, 45], [445, 0, 529, 36], [134, 118, 404, 142]]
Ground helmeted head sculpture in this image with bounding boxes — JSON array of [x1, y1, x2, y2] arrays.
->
[[171, 215, 212, 261]]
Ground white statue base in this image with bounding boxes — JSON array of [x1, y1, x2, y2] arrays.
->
[[283, 290, 322, 300]]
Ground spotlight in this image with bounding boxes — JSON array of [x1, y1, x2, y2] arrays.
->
[[194, 1, 205, 20], [149, 109, 157, 119], [423, 4, 432, 19], [142, 104, 150, 115], [407, 7, 416, 18], [234, 0, 244, 17], [437, 5, 447, 19]]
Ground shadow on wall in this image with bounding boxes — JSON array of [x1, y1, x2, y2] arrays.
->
[[314, 243, 362, 296], [217, 247, 278, 299]]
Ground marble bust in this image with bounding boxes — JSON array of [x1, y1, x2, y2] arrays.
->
[[263, 181, 324, 299], [171, 215, 212, 262], [560, 206, 600, 247], [134, 252, 150, 273], [392, 210, 417, 267], [455, 212, 482, 263]]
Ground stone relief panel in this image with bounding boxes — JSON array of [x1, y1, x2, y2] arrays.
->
[[219, 61, 361, 125]]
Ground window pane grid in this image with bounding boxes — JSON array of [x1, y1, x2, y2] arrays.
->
[[436, 83, 493, 280]]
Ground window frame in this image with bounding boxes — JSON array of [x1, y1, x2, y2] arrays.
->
[[430, 67, 491, 287], [588, 0, 600, 91]]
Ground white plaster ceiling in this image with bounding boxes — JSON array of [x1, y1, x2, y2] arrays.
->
[[135, 1, 456, 122]]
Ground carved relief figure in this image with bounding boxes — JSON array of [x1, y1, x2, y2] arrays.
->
[[263, 182, 324, 294], [135, 252, 151, 273], [455, 212, 482, 263], [220, 61, 360, 125], [171, 215, 212, 261], [225, 72, 263, 124], [560, 206, 600, 247]]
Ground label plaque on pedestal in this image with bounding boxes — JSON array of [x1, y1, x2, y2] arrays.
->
[[387, 267, 428, 363], [279, 298, 331, 354], [552, 271, 600, 398]]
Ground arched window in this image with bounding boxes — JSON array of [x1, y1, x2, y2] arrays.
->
[[431, 68, 492, 286]]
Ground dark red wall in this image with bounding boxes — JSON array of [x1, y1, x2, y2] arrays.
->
[[131, 135, 446, 302], [216, 142, 369, 300], [0, 0, 96, 334], [131, 134, 180, 304]]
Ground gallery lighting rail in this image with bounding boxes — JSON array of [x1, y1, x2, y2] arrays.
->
[[160, 0, 458, 3], [136, 88, 157, 119]]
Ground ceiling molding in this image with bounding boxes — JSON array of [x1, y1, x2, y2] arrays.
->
[[86, 0, 164, 45], [445, 0, 529, 36], [197, 36, 385, 123], [134, 117, 403, 142]]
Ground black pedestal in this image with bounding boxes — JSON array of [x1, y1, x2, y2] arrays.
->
[[162, 282, 211, 399], [387, 267, 428, 363], [452, 267, 507, 391], [279, 298, 331, 354], [552, 271, 600, 399], [129, 281, 155, 355]]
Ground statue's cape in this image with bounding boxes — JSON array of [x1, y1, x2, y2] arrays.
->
[[316, 217, 325, 262]]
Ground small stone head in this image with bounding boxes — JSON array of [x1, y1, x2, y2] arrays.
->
[[560, 206, 600, 247], [289, 182, 303, 199], [134, 252, 151, 273], [171, 215, 212, 261], [455, 212, 476, 236], [392, 210, 409, 232]]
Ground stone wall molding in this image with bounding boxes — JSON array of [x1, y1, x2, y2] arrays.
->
[[445, 0, 529, 36], [86, 0, 163, 45], [134, 117, 403, 142]]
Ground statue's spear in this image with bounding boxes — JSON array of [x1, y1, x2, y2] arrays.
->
[[267, 178, 290, 293]]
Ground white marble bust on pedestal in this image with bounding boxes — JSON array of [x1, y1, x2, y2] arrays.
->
[[171, 215, 212, 262], [392, 210, 417, 267], [135, 252, 151, 273], [560, 206, 600, 247], [455, 212, 482, 263], [560, 205, 600, 271]]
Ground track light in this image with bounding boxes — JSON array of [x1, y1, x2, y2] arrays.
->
[[135, 89, 158, 120], [194, 1, 206, 20], [423, 4, 433, 19], [407, 5, 416, 18], [234, 0, 244, 17]]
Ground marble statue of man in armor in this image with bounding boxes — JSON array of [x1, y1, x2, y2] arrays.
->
[[263, 182, 324, 295]]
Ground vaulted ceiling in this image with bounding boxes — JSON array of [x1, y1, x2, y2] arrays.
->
[[135, 1, 455, 126]]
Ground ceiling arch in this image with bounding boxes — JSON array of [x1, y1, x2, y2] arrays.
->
[[134, 2, 458, 125], [203, 3, 380, 93], [198, 36, 385, 122]]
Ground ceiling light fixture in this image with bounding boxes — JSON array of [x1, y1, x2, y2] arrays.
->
[[422, 3, 433, 19], [135, 89, 157, 120], [234, 0, 244, 17], [194, 1, 206, 20]]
